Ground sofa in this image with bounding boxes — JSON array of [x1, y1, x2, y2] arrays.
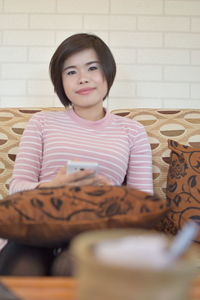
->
[[0, 107, 200, 236]]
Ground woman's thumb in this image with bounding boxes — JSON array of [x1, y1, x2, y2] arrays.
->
[[58, 166, 67, 175]]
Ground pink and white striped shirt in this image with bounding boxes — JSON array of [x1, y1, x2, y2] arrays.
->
[[9, 108, 153, 194]]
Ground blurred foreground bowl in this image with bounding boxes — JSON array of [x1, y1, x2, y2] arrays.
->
[[71, 229, 200, 300]]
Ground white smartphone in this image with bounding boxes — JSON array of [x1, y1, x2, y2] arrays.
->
[[67, 160, 99, 175]]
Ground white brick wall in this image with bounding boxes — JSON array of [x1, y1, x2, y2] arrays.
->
[[138, 49, 190, 64], [165, 1, 200, 16], [138, 16, 190, 32], [165, 33, 200, 48], [0, 1, 3, 11], [110, 0, 163, 15], [192, 51, 200, 65], [137, 83, 189, 98], [57, 0, 109, 14], [0, 80, 26, 95], [3, 31, 55, 46], [83, 16, 137, 31], [27, 80, 54, 96], [30, 15, 82, 30], [0, 47, 27, 61], [0, 14, 28, 29], [192, 18, 200, 32], [2, 63, 48, 79], [0, 0, 200, 109], [110, 32, 163, 47], [4, 0, 56, 13], [191, 84, 200, 99]]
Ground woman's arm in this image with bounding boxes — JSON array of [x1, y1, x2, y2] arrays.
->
[[126, 125, 153, 195], [9, 113, 44, 194]]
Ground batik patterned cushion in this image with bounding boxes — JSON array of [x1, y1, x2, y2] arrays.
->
[[0, 185, 168, 247], [166, 140, 200, 243]]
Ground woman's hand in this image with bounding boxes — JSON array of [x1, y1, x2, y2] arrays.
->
[[38, 166, 112, 188]]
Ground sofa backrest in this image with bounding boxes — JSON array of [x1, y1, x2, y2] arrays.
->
[[0, 107, 200, 200], [112, 108, 200, 200]]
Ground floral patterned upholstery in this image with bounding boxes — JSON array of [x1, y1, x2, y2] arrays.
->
[[0, 107, 200, 200]]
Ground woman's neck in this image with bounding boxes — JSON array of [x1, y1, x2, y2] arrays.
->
[[72, 105, 105, 121]]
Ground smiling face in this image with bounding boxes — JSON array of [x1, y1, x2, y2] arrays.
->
[[62, 48, 108, 115]]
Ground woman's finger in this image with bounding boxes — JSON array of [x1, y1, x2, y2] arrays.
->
[[69, 176, 101, 186], [97, 175, 112, 185], [57, 166, 67, 175], [66, 169, 95, 183]]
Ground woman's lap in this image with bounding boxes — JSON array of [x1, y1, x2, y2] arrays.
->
[[0, 241, 72, 276]]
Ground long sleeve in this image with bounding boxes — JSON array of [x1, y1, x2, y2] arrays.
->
[[9, 113, 44, 194], [126, 124, 153, 195]]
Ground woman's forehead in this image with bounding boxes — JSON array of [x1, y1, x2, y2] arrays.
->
[[63, 48, 99, 69]]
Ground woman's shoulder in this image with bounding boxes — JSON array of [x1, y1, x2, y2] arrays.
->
[[30, 110, 68, 121], [111, 112, 144, 130]]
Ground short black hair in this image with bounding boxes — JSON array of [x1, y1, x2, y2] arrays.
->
[[49, 33, 116, 107]]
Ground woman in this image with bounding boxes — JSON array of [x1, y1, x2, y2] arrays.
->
[[0, 33, 153, 276]]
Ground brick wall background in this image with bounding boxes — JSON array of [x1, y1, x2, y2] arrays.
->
[[0, 0, 200, 110]]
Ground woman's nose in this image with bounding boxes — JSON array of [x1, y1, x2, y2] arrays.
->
[[79, 71, 89, 84], [79, 78, 89, 84]]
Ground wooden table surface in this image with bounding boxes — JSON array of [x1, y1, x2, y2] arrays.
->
[[0, 276, 200, 300], [0, 277, 76, 300]]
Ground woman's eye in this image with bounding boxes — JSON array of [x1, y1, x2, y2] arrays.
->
[[67, 70, 76, 76], [89, 65, 98, 71]]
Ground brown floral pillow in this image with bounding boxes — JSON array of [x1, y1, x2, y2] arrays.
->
[[166, 139, 200, 243], [0, 185, 168, 247]]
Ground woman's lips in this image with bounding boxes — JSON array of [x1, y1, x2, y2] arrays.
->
[[76, 87, 95, 95]]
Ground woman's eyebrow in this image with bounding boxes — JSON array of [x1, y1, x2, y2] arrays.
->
[[86, 60, 100, 66], [63, 60, 100, 72], [63, 65, 76, 72]]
